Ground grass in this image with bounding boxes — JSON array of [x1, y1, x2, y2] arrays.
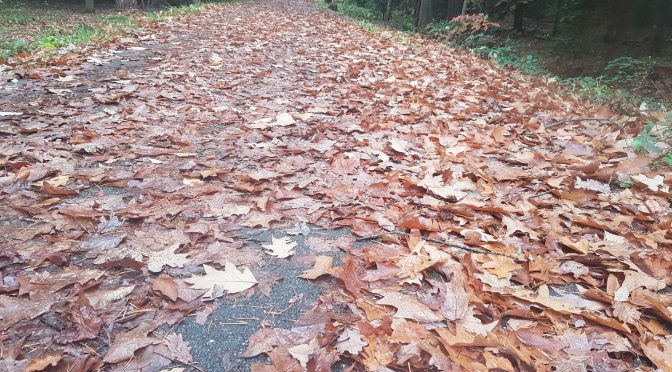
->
[[146, 3, 203, 22], [326, 0, 414, 33], [0, 0, 241, 63]]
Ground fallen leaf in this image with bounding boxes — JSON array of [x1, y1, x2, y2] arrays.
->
[[164, 333, 193, 364], [288, 339, 318, 368], [631, 174, 668, 192], [153, 276, 178, 301], [147, 245, 189, 273], [85, 286, 135, 310], [373, 289, 443, 323], [299, 256, 333, 279], [25, 353, 62, 372], [336, 327, 367, 354], [185, 263, 257, 299], [263, 236, 298, 258], [104, 332, 157, 364]]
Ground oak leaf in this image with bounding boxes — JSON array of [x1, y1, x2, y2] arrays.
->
[[185, 263, 257, 300]]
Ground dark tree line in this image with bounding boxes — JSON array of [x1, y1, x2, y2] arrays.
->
[[353, 0, 672, 57]]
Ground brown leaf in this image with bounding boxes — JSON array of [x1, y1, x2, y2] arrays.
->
[[299, 256, 333, 280], [152, 276, 178, 301], [612, 302, 640, 324], [373, 289, 443, 323], [103, 332, 157, 364], [25, 352, 62, 372], [0, 296, 54, 331], [164, 333, 193, 364], [42, 181, 78, 196]]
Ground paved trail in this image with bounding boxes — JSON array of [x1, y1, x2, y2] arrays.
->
[[1, 1, 669, 371]]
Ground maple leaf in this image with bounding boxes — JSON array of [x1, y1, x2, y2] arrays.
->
[[185, 263, 257, 300], [263, 236, 298, 258]]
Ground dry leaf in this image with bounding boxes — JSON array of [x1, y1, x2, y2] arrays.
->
[[373, 289, 443, 323], [185, 263, 257, 299], [147, 245, 189, 273], [263, 236, 297, 258], [299, 256, 333, 279], [153, 277, 178, 301], [336, 327, 366, 354]]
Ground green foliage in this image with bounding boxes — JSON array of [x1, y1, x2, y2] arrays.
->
[[357, 19, 379, 33], [325, 1, 414, 33], [35, 25, 105, 49], [461, 34, 546, 75], [338, 1, 378, 21], [0, 39, 30, 59], [0, 0, 213, 61], [604, 57, 652, 85], [631, 113, 672, 159]]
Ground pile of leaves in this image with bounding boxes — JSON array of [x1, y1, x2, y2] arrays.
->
[[1, 0, 670, 370]]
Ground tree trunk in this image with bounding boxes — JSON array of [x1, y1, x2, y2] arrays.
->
[[85, 0, 95, 11], [115, 0, 137, 8], [416, 0, 434, 29], [513, 2, 526, 31], [385, 0, 392, 21], [461, 0, 468, 15]]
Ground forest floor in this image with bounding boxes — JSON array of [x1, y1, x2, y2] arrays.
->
[[1, 0, 671, 371]]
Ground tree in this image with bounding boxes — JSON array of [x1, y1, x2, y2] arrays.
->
[[416, 0, 434, 29]]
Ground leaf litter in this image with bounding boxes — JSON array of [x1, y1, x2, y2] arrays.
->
[[0, 0, 670, 370]]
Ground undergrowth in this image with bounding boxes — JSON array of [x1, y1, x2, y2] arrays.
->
[[0, 0, 240, 62]]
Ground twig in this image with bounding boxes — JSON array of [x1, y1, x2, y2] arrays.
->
[[528, 190, 555, 198], [545, 118, 613, 129], [357, 230, 517, 259]]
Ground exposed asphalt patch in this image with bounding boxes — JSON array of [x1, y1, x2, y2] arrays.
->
[[178, 226, 353, 371]]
